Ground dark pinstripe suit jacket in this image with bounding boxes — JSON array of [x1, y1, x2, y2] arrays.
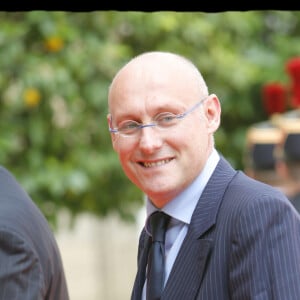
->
[[0, 166, 69, 300], [131, 156, 300, 300]]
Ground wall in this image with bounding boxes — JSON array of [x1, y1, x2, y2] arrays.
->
[[55, 209, 145, 300]]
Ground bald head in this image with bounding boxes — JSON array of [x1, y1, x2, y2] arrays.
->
[[108, 51, 209, 111]]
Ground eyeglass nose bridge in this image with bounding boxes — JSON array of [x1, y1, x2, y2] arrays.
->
[[139, 123, 157, 130]]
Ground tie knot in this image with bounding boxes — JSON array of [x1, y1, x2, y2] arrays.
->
[[149, 211, 171, 243]]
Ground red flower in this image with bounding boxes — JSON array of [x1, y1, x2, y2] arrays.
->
[[286, 57, 300, 81], [262, 82, 287, 115], [285, 57, 300, 107]]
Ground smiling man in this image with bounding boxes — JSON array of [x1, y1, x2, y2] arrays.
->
[[107, 51, 300, 300]]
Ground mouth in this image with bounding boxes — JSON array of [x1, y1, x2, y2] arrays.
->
[[139, 158, 173, 168]]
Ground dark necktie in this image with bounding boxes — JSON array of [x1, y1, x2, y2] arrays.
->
[[146, 211, 171, 300]]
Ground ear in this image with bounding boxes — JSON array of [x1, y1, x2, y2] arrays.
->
[[203, 94, 221, 133]]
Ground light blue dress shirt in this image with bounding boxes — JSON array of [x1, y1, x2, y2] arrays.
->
[[142, 149, 220, 299]]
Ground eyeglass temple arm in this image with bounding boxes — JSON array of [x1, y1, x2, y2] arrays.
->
[[108, 115, 118, 133]]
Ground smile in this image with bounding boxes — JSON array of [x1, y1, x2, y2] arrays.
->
[[142, 158, 173, 168]]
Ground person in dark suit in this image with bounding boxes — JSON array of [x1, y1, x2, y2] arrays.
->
[[107, 51, 300, 299], [0, 166, 69, 299]]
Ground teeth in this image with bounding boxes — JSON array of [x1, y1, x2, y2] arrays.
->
[[143, 159, 171, 168]]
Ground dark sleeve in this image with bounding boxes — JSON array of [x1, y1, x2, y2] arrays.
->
[[0, 228, 44, 299]]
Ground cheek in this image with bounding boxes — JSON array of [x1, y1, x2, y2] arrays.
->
[[113, 138, 135, 161], [112, 137, 119, 152], [182, 124, 209, 156]]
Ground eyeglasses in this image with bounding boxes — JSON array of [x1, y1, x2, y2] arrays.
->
[[108, 96, 208, 138]]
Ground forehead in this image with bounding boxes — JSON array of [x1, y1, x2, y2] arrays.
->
[[111, 98, 186, 124], [108, 62, 200, 117]]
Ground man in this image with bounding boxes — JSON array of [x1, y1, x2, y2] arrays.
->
[[0, 166, 69, 299], [107, 51, 300, 299]]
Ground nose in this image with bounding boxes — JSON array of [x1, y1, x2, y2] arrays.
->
[[140, 123, 156, 130], [138, 126, 163, 154]]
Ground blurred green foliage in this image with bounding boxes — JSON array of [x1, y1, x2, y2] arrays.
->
[[1, 10, 300, 227]]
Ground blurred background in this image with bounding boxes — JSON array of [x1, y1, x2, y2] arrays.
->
[[1, 10, 300, 299]]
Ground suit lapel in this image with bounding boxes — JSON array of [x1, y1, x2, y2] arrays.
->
[[162, 234, 212, 299], [162, 156, 236, 299]]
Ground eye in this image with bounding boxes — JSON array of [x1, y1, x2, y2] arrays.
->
[[118, 120, 140, 133], [155, 112, 178, 127]]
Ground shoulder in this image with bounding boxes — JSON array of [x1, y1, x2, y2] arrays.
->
[[224, 171, 300, 225], [229, 170, 287, 201], [0, 166, 57, 249]]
